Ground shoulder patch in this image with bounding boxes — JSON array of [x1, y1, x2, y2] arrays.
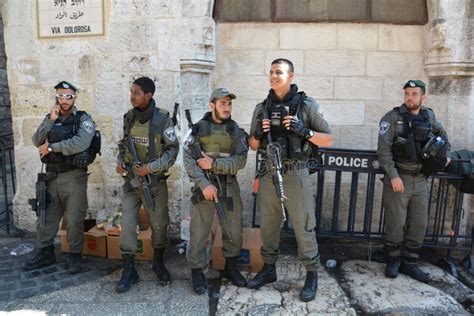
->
[[82, 120, 93, 134], [163, 127, 177, 142], [379, 121, 390, 135]]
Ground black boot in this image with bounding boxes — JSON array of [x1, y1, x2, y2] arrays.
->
[[116, 254, 139, 293], [191, 268, 207, 295], [23, 245, 56, 271], [399, 261, 430, 283], [385, 256, 400, 278], [152, 247, 171, 285], [68, 253, 82, 274], [247, 264, 277, 289], [300, 270, 318, 302], [221, 257, 247, 287]]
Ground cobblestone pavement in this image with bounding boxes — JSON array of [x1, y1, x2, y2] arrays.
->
[[0, 237, 120, 310], [0, 236, 472, 315]]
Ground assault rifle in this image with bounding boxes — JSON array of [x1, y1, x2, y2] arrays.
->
[[171, 103, 179, 127], [263, 106, 288, 224], [184, 109, 226, 221], [28, 172, 54, 227], [126, 137, 155, 212]]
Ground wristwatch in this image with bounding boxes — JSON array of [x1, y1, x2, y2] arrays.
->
[[306, 129, 315, 140], [47, 146, 53, 153]]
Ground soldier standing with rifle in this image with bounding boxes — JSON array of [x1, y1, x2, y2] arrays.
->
[[247, 59, 333, 302], [183, 88, 249, 295], [25, 81, 96, 274], [115, 77, 179, 292], [377, 80, 450, 282]]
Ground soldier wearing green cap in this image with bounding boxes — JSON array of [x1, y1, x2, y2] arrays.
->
[[25, 81, 96, 274], [183, 88, 249, 295], [247, 59, 333, 302], [377, 79, 450, 282]]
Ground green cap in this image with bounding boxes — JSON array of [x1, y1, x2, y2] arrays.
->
[[403, 80, 425, 90], [210, 88, 236, 102], [54, 81, 78, 92]]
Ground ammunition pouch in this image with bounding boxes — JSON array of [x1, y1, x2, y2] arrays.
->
[[393, 135, 418, 163]]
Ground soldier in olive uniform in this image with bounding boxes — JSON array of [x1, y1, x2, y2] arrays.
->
[[25, 81, 96, 274], [377, 80, 450, 282], [115, 77, 179, 292], [184, 88, 249, 294], [247, 59, 333, 302]]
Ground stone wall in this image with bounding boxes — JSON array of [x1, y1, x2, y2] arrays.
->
[[1, 0, 472, 238], [2, 0, 216, 233], [423, 0, 474, 237], [212, 22, 430, 226]]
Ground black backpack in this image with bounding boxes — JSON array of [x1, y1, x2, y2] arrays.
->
[[446, 149, 474, 194], [71, 112, 101, 168]]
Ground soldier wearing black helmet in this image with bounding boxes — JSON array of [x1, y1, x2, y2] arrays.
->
[[377, 80, 450, 282], [25, 81, 96, 274]]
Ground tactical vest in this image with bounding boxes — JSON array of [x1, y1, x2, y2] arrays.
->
[[123, 108, 168, 166], [41, 111, 85, 167], [259, 92, 312, 161], [193, 116, 238, 158], [392, 107, 432, 164]]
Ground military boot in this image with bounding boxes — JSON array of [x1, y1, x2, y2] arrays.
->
[[399, 259, 430, 283], [385, 256, 401, 278], [68, 253, 82, 274], [116, 254, 139, 293], [247, 263, 277, 289], [23, 245, 56, 271], [300, 270, 318, 302], [221, 257, 247, 287], [152, 247, 171, 285], [191, 268, 207, 295]]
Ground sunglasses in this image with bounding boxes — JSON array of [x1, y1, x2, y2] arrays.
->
[[55, 94, 76, 100]]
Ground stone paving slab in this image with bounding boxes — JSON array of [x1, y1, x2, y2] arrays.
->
[[1, 236, 472, 315], [3, 278, 208, 315], [340, 260, 470, 314], [217, 255, 356, 315]]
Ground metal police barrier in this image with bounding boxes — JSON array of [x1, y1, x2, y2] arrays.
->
[[0, 130, 17, 235], [252, 148, 472, 253]]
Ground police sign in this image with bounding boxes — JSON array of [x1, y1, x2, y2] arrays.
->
[[322, 150, 383, 174]]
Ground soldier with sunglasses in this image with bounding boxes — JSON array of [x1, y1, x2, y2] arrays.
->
[[25, 81, 95, 274]]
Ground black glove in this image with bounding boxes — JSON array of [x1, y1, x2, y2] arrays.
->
[[253, 119, 265, 141], [289, 117, 312, 139]]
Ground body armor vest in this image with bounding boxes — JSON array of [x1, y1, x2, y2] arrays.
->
[[124, 120, 164, 164], [259, 93, 311, 161], [41, 112, 81, 166], [392, 107, 432, 163], [194, 116, 237, 159]]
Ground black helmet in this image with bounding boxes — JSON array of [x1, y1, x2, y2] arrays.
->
[[421, 135, 448, 175], [421, 135, 446, 159]]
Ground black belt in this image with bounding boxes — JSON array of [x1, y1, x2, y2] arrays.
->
[[398, 169, 424, 177], [46, 165, 82, 174], [283, 161, 309, 172]]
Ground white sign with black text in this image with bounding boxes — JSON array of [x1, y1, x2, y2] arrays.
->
[[37, 0, 104, 38]]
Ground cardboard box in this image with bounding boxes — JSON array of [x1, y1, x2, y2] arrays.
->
[[212, 226, 264, 273], [58, 224, 108, 257], [107, 227, 153, 261], [138, 207, 150, 231]]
